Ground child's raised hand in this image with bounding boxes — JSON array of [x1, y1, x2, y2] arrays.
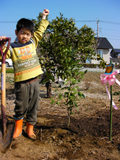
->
[[42, 9, 49, 19]]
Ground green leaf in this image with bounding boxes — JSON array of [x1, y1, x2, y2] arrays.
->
[[78, 92, 85, 99], [57, 101, 60, 105], [82, 94, 85, 99], [51, 100, 55, 104]]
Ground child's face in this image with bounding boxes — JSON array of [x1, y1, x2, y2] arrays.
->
[[15, 28, 32, 44]]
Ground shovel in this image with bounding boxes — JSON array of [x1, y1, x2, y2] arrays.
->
[[0, 38, 15, 153]]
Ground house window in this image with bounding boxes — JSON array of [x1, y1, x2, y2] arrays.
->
[[86, 58, 91, 63], [98, 49, 103, 58]]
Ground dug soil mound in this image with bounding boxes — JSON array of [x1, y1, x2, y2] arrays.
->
[[0, 72, 120, 160]]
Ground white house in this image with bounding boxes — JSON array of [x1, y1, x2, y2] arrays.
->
[[91, 37, 113, 64]]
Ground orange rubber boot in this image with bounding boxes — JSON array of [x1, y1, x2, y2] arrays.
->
[[13, 119, 23, 140], [26, 122, 36, 140]]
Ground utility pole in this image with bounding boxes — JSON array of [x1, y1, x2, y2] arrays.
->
[[97, 20, 100, 37]]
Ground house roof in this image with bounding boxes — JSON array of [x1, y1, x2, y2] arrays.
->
[[95, 37, 113, 49], [113, 48, 120, 53], [110, 48, 120, 55]]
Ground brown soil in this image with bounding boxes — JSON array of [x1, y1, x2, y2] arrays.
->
[[0, 72, 120, 160]]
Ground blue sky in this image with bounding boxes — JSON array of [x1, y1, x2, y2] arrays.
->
[[0, 0, 120, 48]]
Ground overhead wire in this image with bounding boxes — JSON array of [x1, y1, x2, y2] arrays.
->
[[0, 21, 16, 23], [0, 20, 120, 44], [0, 20, 120, 25]]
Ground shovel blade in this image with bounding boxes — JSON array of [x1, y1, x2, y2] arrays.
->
[[0, 120, 15, 153]]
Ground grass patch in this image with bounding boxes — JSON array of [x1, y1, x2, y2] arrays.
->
[[0, 68, 14, 73]]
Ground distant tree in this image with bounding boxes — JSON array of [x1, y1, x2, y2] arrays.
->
[[33, 13, 104, 98]]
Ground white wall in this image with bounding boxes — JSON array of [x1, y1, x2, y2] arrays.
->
[[91, 49, 110, 64]]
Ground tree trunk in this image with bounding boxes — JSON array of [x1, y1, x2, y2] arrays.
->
[[46, 81, 51, 98]]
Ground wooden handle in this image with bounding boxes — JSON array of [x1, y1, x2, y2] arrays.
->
[[1, 64, 6, 106], [0, 37, 11, 137], [1, 63, 7, 137]]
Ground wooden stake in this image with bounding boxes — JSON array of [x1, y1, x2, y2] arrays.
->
[[109, 82, 113, 141]]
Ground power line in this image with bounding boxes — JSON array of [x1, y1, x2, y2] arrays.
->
[[100, 20, 120, 25], [75, 20, 96, 22], [0, 20, 120, 42], [0, 20, 97, 23], [0, 20, 120, 25], [0, 21, 16, 23], [75, 20, 120, 25]]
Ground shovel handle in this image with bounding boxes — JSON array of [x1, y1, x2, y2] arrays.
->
[[0, 38, 11, 138], [0, 38, 11, 63]]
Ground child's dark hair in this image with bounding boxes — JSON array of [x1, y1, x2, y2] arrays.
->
[[16, 18, 35, 33]]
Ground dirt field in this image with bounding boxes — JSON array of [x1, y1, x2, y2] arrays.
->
[[0, 72, 120, 160]]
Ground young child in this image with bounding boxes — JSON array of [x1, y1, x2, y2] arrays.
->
[[0, 9, 49, 140]]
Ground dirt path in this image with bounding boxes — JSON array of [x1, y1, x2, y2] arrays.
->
[[0, 72, 120, 160]]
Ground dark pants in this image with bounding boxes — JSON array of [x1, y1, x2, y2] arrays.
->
[[14, 78, 39, 125]]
